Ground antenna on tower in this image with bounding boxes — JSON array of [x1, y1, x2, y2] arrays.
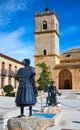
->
[[45, 0, 49, 12]]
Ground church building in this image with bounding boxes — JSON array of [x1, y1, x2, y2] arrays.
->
[[34, 8, 80, 90]]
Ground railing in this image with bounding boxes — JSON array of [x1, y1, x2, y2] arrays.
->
[[0, 69, 17, 78], [0, 69, 8, 77]]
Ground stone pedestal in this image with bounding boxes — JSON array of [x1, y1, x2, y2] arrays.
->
[[41, 105, 61, 114], [7, 116, 55, 130], [7, 105, 62, 130]]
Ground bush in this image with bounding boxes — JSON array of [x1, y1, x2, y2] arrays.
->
[[3, 85, 13, 93], [6, 92, 15, 97], [3, 85, 15, 97]]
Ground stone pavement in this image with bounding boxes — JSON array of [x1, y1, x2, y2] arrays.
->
[[0, 90, 80, 130], [46, 91, 80, 130]]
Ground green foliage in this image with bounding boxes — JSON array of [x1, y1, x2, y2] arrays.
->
[[6, 92, 15, 97], [3, 85, 15, 97], [3, 85, 13, 93], [36, 62, 51, 92]]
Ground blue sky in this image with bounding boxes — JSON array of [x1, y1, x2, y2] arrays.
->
[[0, 0, 80, 67]]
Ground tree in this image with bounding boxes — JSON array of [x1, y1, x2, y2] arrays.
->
[[36, 62, 51, 92]]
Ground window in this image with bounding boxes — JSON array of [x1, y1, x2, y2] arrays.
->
[[43, 49, 47, 55], [8, 64, 12, 85], [66, 54, 71, 58], [1, 62, 5, 75], [1, 62, 5, 89], [43, 20, 47, 29], [14, 66, 17, 88], [2, 62, 5, 69]]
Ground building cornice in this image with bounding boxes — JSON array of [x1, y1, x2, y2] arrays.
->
[[60, 59, 80, 63], [54, 63, 80, 69], [0, 53, 23, 65]]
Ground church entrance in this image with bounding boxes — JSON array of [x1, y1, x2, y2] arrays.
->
[[59, 69, 72, 89]]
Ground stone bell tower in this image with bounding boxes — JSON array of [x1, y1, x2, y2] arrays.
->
[[34, 8, 60, 80]]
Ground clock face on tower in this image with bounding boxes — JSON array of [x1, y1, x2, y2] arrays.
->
[[43, 20, 47, 29]]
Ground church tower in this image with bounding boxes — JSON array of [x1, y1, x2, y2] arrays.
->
[[34, 8, 60, 80]]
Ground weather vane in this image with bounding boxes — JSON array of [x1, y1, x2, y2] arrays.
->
[[45, 0, 49, 12]]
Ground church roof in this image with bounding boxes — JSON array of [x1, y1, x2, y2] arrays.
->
[[60, 48, 80, 60]]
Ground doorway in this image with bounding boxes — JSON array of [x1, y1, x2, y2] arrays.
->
[[59, 69, 72, 89]]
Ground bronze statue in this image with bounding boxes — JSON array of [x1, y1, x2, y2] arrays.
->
[[46, 81, 59, 106], [15, 59, 37, 117]]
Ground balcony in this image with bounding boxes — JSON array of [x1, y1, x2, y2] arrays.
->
[[0, 69, 17, 78], [8, 71, 17, 78], [0, 69, 8, 77]]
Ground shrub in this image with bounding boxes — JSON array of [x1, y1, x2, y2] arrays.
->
[[3, 85, 15, 97], [6, 92, 15, 97], [3, 85, 13, 93]]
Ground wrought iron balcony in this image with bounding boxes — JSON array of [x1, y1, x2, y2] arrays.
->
[[0, 69, 17, 78], [1, 69, 8, 77], [8, 71, 17, 78]]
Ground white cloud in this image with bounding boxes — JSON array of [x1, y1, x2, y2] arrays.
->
[[0, 0, 36, 12], [0, 0, 37, 25], [60, 26, 80, 36], [0, 27, 35, 67], [0, 0, 36, 66]]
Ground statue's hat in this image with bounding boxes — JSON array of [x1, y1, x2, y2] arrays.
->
[[22, 59, 30, 66]]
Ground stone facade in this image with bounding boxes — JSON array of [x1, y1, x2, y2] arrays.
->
[[34, 9, 80, 90], [0, 53, 23, 95]]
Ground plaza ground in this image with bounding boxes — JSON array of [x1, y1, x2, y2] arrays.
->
[[47, 90, 80, 130], [0, 90, 80, 130]]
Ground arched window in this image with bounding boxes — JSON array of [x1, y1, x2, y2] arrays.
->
[[43, 20, 47, 29], [43, 49, 47, 55]]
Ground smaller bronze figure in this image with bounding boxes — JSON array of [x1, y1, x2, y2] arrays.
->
[[46, 81, 59, 106], [15, 59, 38, 117]]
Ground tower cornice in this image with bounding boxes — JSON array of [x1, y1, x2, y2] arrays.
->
[[35, 11, 59, 22], [34, 54, 60, 59], [35, 30, 60, 37]]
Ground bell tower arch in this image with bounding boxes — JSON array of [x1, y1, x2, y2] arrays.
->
[[34, 9, 60, 80]]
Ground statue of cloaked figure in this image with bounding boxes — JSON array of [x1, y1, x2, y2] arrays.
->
[[15, 59, 37, 117], [46, 81, 59, 106]]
